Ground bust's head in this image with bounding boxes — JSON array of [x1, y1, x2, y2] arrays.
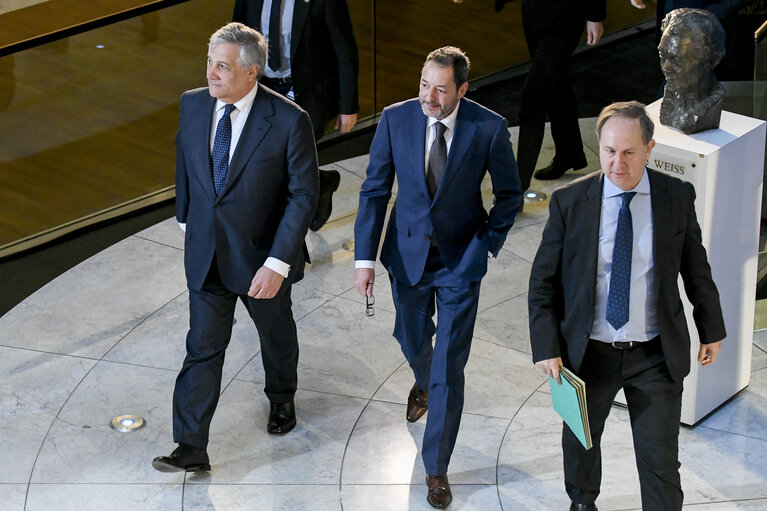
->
[[658, 8, 725, 97]]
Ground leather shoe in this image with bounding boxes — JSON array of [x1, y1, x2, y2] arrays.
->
[[426, 473, 452, 509], [267, 400, 296, 434], [406, 383, 428, 423], [152, 443, 210, 473], [533, 156, 588, 180], [310, 169, 341, 231], [570, 503, 598, 511]]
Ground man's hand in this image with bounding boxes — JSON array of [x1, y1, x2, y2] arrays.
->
[[698, 341, 722, 366], [586, 21, 604, 46], [535, 357, 564, 385], [354, 268, 375, 297], [335, 113, 358, 134], [629, 0, 646, 9], [248, 266, 285, 299]]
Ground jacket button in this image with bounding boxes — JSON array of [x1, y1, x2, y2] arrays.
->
[[424, 235, 431, 240]]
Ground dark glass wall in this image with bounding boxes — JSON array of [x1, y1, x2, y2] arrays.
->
[[0, 0, 653, 256]]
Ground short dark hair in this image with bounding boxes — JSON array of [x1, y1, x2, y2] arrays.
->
[[596, 101, 655, 145], [423, 46, 470, 87], [209, 22, 267, 78]]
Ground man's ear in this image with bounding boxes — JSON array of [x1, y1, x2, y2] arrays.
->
[[457, 81, 468, 99]]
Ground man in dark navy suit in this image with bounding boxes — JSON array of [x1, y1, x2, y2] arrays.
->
[[152, 22, 318, 473], [353, 47, 522, 508], [529, 101, 725, 511]]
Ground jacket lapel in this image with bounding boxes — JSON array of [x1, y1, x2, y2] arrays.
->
[[216, 86, 274, 200], [194, 95, 217, 200], [405, 102, 430, 199], [582, 172, 604, 311], [434, 99, 476, 202], [648, 169, 669, 297], [291, 0, 310, 61]]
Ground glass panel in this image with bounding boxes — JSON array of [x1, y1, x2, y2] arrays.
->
[[0, 0, 654, 256]]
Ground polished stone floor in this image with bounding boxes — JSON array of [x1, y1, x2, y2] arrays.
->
[[2, 121, 767, 510]]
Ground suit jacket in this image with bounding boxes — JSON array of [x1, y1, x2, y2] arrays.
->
[[175, 85, 318, 294], [233, 0, 359, 134], [354, 98, 522, 286], [528, 169, 726, 382]]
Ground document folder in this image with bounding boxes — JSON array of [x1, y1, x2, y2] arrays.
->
[[548, 366, 592, 450]]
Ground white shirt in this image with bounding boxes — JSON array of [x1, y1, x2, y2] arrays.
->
[[261, 0, 294, 79], [180, 83, 290, 278], [355, 103, 460, 270], [590, 169, 659, 343], [423, 102, 459, 174]]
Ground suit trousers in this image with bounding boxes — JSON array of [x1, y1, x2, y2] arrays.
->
[[172, 257, 299, 449], [564, 338, 684, 510], [389, 247, 482, 475], [516, 11, 587, 191]]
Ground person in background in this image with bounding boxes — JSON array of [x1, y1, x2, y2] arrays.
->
[[233, 0, 359, 231]]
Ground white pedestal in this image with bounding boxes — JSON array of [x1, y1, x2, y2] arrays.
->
[[643, 99, 766, 425]]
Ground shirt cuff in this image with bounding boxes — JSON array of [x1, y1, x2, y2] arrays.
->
[[178, 222, 186, 232], [265, 257, 291, 278], [355, 260, 376, 269]]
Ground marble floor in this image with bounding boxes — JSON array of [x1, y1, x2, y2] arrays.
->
[[2, 121, 767, 511]]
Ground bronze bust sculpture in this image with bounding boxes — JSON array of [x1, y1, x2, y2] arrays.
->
[[658, 8, 726, 134]]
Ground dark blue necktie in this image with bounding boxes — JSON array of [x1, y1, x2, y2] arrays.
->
[[211, 103, 235, 195], [606, 191, 637, 330], [268, 0, 282, 71]]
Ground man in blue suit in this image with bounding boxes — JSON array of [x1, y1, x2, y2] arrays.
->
[[353, 47, 522, 509], [152, 22, 318, 473]]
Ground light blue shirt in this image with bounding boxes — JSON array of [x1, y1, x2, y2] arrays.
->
[[261, 0, 294, 79], [590, 169, 659, 343]]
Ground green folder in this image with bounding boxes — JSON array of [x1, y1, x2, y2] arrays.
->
[[548, 366, 593, 450]]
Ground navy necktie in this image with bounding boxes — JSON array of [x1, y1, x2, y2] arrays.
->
[[427, 121, 447, 198], [212, 103, 235, 195], [606, 191, 637, 330], [268, 0, 282, 71]]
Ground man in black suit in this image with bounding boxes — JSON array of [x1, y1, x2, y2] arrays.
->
[[515, 0, 605, 188], [152, 22, 318, 473], [233, 0, 359, 231], [528, 101, 725, 511]]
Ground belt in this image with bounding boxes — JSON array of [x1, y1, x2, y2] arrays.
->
[[607, 335, 660, 350], [261, 76, 292, 86], [611, 341, 638, 350]]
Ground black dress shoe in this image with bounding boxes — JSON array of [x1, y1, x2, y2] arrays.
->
[[426, 473, 452, 509], [310, 169, 341, 231], [406, 383, 428, 423], [152, 444, 210, 473], [534, 156, 588, 180], [267, 400, 296, 434], [570, 503, 598, 511]]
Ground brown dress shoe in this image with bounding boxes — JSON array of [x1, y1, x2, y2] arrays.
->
[[406, 383, 428, 422], [426, 473, 452, 509]]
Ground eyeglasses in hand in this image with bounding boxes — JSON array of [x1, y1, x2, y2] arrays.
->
[[365, 295, 375, 317]]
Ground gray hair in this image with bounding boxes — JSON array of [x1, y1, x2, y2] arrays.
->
[[209, 22, 267, 78], [596, 101, 655, 145], [423, 46, 471, 87]]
